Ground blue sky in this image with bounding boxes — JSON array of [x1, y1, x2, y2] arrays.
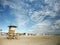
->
[[0, 0, 60, 34]]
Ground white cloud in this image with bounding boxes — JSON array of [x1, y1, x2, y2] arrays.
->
[[45, 0, 48, 2], [45, 10, 56, 17], [1, 0, 26, 10], [45, 0, 60, 12], [28, 19, 60, 34], [1, 0, 60, 34], [30, 11, 46, 22], [56, 20, 60, 24], [55, 20, 60, 29], [29, 0, 34, 2], [27, 20, 51, 34], [30, 9, 56, 23], [2, 0, 30, 27], [54, 3, 60, 12], [51, 20, 60, 30], [2, 0, 15, 8], [16, 15, 29, 27]]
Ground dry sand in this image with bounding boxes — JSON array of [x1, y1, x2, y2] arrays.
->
[[0, 35, 60, 45]]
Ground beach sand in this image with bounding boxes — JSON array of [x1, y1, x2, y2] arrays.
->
[[0, 35, 60, 45]]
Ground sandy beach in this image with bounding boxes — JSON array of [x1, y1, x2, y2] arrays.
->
[[0, 35, 60, 45]]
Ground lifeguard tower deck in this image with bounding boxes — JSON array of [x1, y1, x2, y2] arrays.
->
[[7, 25, 19, 39]]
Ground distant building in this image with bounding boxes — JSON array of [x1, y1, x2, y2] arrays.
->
[[0, 32, 8, 37]]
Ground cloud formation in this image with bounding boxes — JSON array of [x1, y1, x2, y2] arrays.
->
[[0, 0, 60, 34]]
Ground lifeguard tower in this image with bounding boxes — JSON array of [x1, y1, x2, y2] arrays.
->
[[7, 25, 17, 39]]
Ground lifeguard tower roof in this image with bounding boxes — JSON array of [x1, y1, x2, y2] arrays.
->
[[8, 25, 17, 28]]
